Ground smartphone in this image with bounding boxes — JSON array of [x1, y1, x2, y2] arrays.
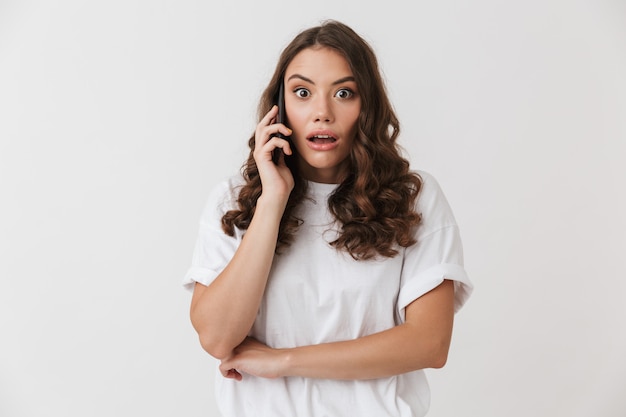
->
[[272, 81, 289, 163], [276, 81, 287, 139]]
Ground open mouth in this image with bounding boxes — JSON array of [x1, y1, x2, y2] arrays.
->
[[307, 134, 337, 144]]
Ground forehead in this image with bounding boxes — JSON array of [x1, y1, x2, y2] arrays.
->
[[285, 47, 353, 80]]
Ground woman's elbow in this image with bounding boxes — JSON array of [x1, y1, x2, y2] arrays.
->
[[427, 340, 451, 369], [190, 313, 235, 359], [429, 349, 449, 369], [198, 333, 234, 360]]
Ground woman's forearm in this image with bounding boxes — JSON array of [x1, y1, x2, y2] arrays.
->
[[220, 280, 455, 380], [284, 279, 454, 379], [190, 196, 286, 359], [283, 323, 449, 380]]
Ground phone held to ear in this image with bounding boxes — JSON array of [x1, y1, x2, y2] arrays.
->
[[272, 81, 289, 164]]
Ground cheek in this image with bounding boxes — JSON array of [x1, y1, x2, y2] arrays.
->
[[286, 111, 310, 144], [285, 102, 305, 125]]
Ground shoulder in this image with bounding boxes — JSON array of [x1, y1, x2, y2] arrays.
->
[[413, 170, 459, 234], [199, 173, 246, 225], [413, 170, 448, 209]]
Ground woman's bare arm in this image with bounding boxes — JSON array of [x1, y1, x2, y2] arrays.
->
[[190, 106, 293, 360], [219, 280, 455, 380], [190, 197, 285, 359]]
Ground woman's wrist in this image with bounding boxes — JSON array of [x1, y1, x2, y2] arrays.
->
[[256, 193, 289, 216], [278, 348, 296, 378]]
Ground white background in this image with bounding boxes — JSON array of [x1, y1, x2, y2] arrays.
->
[[1, 0, 625, 416]]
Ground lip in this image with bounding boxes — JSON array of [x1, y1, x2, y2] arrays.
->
[[305, 129, 339, 151]]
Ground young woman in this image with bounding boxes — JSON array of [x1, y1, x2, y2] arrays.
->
[[184, 20, 473, 417]]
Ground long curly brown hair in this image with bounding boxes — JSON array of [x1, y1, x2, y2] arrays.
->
[[222, 20, 422, 260]]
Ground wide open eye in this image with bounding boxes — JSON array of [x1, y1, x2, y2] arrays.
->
[[294, 88, 310, 98], [335, 88, 354, 99]]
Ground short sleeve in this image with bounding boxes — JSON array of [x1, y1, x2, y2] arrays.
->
[[397, 171, 473, 319], [182, 176, 245, 292]]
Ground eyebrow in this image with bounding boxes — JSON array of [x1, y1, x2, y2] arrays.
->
[[286, 74, 356, 85]]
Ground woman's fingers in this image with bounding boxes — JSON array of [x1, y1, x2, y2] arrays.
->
[[218, 337, 286, 381], [259, 104, 279, 126], [265, 136, 293, 157], [221, 367, 242, 381], [254, 106, 278, 148], [252, 106, 295, 198], [255, 106, 292, 151]]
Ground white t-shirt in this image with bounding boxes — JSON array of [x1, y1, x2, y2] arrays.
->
[[183, 170, 473, 417]]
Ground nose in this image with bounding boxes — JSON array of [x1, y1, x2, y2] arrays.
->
[[313, 96, 333, 123]]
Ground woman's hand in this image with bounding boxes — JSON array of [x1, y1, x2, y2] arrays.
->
[[219, 337, 286, 381], [254, 105, 294, 201]]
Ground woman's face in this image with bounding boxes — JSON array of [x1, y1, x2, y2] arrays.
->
[[283, 47, 361, 184]]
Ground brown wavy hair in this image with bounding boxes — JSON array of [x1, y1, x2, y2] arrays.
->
[[222, 20, 422, 260]]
